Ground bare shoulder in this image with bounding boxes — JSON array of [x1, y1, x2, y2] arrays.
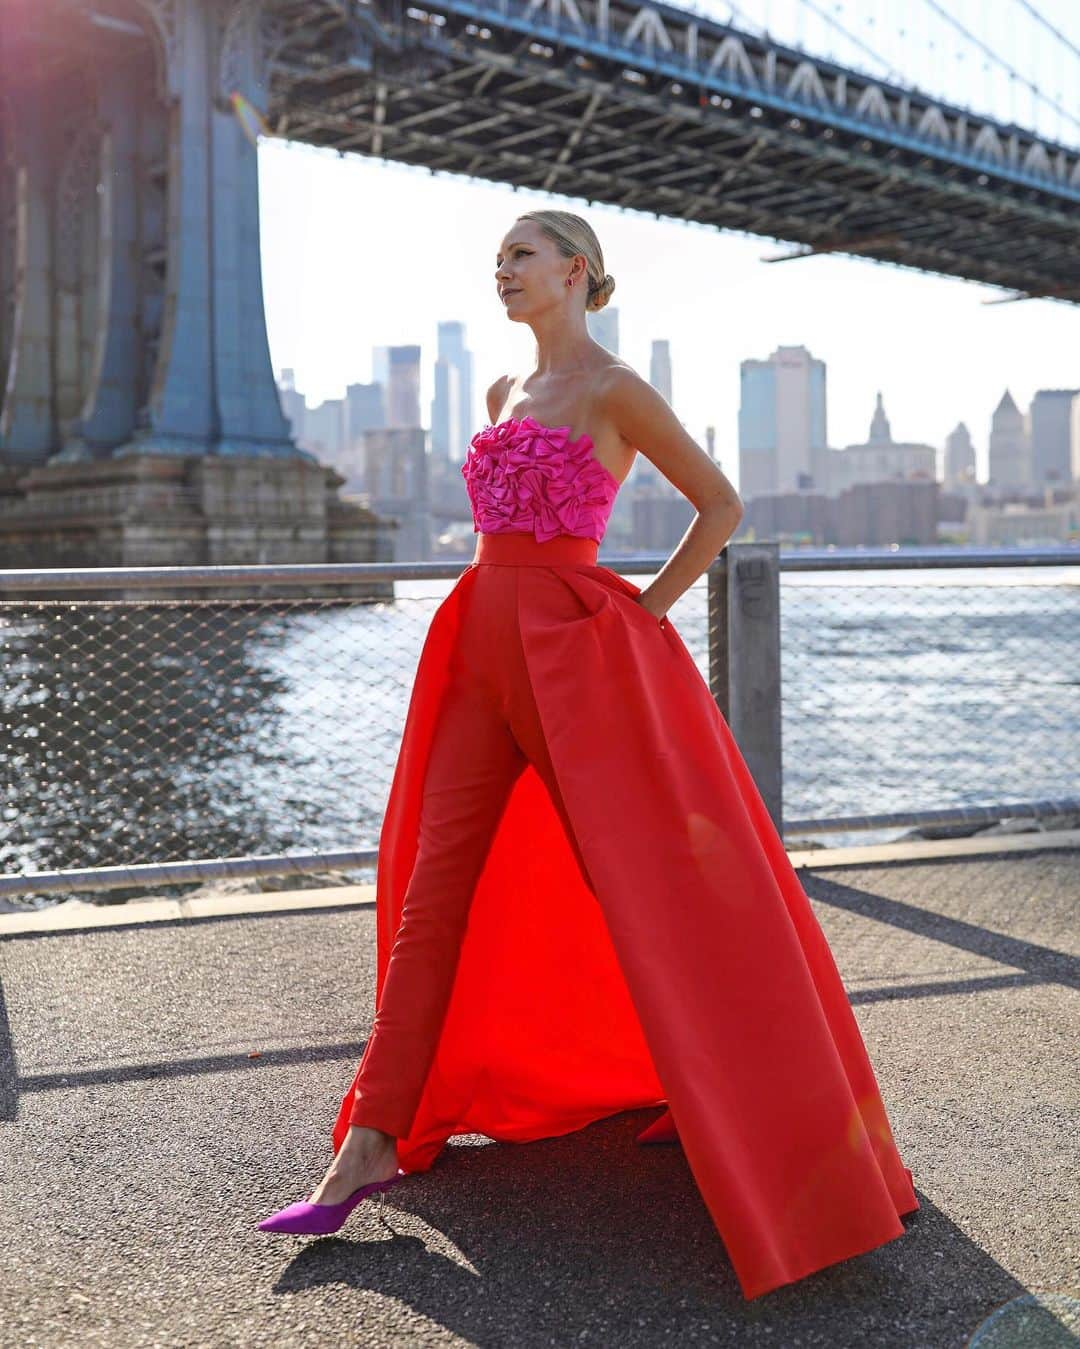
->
[[595, 361, 650, 408], [593, 362, 660, 443], [485, 373, 513, 423]]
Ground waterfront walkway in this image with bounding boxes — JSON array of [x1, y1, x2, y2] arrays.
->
[[1, 845, 1077, 1347]]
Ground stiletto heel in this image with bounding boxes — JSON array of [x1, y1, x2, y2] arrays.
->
[[373, 1184, 397, 1233], [257, 1169, 407, 1235]]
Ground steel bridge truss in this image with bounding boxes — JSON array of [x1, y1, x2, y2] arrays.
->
[[264, 0, 1080, 302]]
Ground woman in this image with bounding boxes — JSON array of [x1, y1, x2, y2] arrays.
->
[[258, 210, 919, 1300]]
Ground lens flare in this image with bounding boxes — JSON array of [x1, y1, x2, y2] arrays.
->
[[229, 91, 271, 146]]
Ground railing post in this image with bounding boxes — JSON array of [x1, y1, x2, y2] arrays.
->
[[706, 552, 729, 719], [717, 541, 783, 834]]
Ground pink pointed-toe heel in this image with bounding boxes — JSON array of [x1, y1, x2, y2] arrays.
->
[[635, 1107, 679, 1145], [257, 1169, 408, 1235]]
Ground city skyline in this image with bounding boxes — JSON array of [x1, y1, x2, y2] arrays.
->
[[272, 285, 1073, 500], [258, 138, 1079, 492]]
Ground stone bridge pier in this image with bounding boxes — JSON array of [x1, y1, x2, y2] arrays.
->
[[0, 0, 384, 569]]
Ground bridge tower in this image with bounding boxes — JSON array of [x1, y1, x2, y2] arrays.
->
[[0, 0, 384, 570]]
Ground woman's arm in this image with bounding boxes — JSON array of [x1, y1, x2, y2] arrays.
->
[[598, 367, 744, 621]]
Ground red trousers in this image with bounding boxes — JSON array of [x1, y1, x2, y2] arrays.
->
[[334, 528, 918, 1301], [347, 532, 600, 1137]]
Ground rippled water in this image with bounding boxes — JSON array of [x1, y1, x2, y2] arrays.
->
[[2, 565, 1076, 906]]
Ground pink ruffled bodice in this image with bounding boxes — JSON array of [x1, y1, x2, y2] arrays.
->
[[461, 416, 620, 544]]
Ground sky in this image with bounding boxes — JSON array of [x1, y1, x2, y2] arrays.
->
[[257, 0, 1079, 490]]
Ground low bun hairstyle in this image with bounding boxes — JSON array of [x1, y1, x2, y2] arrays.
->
[[514, 209, 616, 313]]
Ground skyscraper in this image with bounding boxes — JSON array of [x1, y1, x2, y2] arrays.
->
[[432, 357, 463, 461], [277, 368, 306, 443], [372, 346, 389, 391], [944, 422, 977, 487], [383, 345, 422, 428], [431, 321, 475, 461], [649, 340, 672, 405], [345, 382, 385, 441], [988, 390, 1030, 488], [739, 345, 827, 497], [1030, 389, 1079, 485], [302, 397, 346, 460]]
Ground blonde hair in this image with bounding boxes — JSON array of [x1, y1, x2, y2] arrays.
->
[[514, 209, 616, 313]]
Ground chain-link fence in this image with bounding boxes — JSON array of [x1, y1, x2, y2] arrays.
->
[[777, 561, 1080, 840], [2, 548, 1076, 907]]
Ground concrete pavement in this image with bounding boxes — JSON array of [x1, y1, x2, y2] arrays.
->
[[1, 846, 1077, 1347]]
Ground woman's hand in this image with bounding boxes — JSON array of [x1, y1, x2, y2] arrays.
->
[[636, 594, 667, 625]]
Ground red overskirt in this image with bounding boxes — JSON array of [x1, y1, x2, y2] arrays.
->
[[332, 537, 918, 1300]]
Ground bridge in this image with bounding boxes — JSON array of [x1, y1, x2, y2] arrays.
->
[[1, 0, 1077, 472]]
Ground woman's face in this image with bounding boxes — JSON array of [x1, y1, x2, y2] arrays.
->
[[494, 221, 584, 320]]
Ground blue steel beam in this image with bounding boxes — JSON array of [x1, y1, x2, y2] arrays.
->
[[0, 0, 307, 464]]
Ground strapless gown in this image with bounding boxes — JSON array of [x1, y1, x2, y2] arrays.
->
[[331, 415, 919, 1301]]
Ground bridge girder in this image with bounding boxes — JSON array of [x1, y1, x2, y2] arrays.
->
[[263, 0, 1079, 303]]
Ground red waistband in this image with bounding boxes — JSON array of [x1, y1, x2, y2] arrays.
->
[[473, 531, 599, 566]]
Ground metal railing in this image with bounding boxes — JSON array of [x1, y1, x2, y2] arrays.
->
[[1, 543, 1077, 904]]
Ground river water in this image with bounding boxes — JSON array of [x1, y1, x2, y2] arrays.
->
[[2, 564, 1076, 906]]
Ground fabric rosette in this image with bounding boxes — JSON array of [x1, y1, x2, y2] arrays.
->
[[461, 416, 619, 543]]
